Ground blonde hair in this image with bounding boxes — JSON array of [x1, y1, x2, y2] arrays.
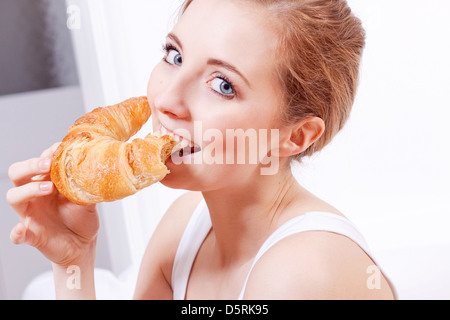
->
[[180, 0, 366, 159]]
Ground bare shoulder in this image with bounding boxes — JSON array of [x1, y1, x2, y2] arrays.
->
[[134, 191, 203, 299], [149, 191, 204, 254], [158, 191, 204, 234], [243, 230, 395, 300]]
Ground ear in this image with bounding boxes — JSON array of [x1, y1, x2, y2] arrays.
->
[[278, 117, 325, 157]]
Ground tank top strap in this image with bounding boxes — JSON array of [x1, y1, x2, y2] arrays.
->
[[171, 202, 397, 300], [237, 212, 373, 299], [172, 199, 211, 300]]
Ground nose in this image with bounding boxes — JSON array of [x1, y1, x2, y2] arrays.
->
[[153, 72, 191, 121]]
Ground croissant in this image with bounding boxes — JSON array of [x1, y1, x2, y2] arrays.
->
[[50, 96, 177, 205]]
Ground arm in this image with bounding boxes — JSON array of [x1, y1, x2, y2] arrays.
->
[[7, 143, 100, 300], [52, 243, 96, 300]]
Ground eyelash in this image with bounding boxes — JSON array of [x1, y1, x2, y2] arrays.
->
[[161, 44, 178, 60], [209, 74, 236, 100], [161, 43, 237, 100]]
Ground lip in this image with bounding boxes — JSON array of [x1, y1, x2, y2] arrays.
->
[[158, 124, 202, 157]]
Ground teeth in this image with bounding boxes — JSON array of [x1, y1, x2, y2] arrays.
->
[[160, 124, 201, 155], [175, 139, 190, 150], [174, 135, 182, 143], [159, 124, 181, 142], [159, 125, 169, 135]]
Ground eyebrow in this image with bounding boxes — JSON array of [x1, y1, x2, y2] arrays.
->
[[167, 33, 183, 51], [167, 32, 251, 88], [207, 58, 251, 88]]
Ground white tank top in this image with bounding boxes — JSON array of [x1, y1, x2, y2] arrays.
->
[[171, 200, 396, 300]]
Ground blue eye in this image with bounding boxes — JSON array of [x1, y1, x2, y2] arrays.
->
[[209, 78, 235, 96], [164, 47, 182, 66]]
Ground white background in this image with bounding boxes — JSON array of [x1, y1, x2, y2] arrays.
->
[[1, 0, 449, 299], [299, 0, 450, 298], [322, 0, 450, 253]]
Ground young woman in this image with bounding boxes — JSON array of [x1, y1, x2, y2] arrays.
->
[[7, 0, 395, 299]]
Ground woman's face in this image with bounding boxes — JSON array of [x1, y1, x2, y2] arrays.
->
[[148, 0, 285, 191]]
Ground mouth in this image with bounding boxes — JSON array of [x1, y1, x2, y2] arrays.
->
[[158, 124, 202, 157]]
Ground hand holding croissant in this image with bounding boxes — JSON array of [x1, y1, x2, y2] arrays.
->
[[51, 97, 176, 205]]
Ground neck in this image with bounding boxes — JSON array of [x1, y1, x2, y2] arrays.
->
[[202, 166, 299, 266]]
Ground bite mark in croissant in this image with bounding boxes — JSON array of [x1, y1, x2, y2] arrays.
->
[[50, 97, 177, 205]]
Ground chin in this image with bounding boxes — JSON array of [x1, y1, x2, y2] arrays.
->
[[161, 161, 235, 193], [160, 162, 202, 191]]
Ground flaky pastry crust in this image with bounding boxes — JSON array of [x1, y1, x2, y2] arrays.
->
[[50, 97, 176, 205]]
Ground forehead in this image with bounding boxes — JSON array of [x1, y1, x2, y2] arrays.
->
[[173, 0, 279, 77]]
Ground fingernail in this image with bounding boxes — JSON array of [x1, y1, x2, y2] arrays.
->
[[38, 158, 51, 172], [40, 182, 52, 192]]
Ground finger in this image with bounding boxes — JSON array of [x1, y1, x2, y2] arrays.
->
[[10, 222, 27, 245], [8, 157, 52, 187], [10, 220, 38, 247], [6, 181, 54, 214], [30, 173, 50, 182], [40, 142, 61, 158], [35, 143, 62, 182]]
